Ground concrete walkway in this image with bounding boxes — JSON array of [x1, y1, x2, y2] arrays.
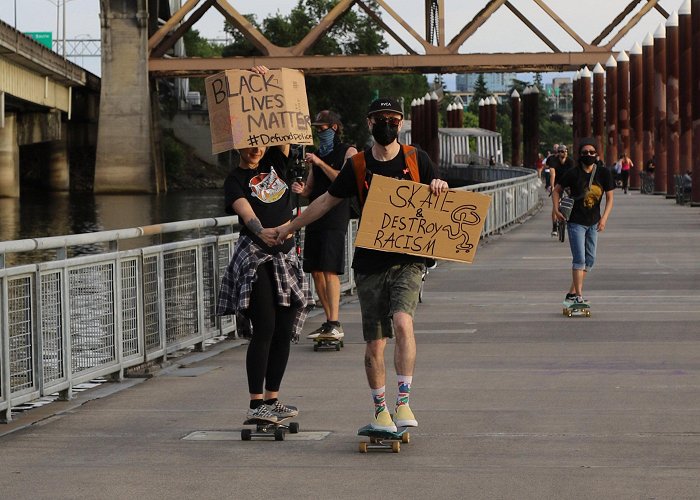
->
[[2, 191, 700, 499]]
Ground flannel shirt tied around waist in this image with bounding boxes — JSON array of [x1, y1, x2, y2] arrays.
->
[[217, 234, 312, 339]]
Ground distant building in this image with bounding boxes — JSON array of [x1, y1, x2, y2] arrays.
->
[[455, 73, 517, 93]]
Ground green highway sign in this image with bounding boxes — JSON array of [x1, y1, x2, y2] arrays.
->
[[25, 32, 53, 49]]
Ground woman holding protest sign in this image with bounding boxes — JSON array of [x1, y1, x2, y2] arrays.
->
[[216, 66, 312, 424]]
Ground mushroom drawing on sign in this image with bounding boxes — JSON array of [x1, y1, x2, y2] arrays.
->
[[443, 204, 481, 253]]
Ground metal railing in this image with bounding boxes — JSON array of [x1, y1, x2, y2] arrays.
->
[[0, 172, 538, 423]]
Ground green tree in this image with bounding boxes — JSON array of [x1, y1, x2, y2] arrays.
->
[[467, 74, 490, 113], [183, 29, 223, 93]]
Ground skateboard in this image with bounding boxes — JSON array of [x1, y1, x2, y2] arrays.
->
[[357, 424, 410, 453], [313, 335, 344, 351], [562, 300, 591, 318], [241, 416, 299, 441]]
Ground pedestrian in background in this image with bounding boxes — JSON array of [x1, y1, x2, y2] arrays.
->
[[293, 110, 357, 341], [552, 138, 615, 305]]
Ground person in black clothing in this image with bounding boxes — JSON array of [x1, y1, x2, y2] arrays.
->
[[552, 137, 615, 305], [274, 97, 449, 433], [217, 66, 312, 425], [294, 110, 358, 341], [547, 145, 575, 236]]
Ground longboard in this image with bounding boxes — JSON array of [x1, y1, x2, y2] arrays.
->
[[562, 300, 591, 318], [357, 424, 410, 453], [313, 336, 344, 351], [241, 416, 299, 441]]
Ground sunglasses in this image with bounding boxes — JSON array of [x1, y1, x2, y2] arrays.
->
[[373, 115, 402, 127], [580, 150, 597, 156]]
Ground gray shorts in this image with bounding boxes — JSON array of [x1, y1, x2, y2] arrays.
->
[[355, 263, 425, 341]]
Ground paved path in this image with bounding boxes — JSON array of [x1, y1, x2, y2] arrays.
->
[[2, 191, 700, 499]]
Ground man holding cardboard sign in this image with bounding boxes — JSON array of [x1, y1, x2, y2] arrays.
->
[[275, 97, 449, 432]]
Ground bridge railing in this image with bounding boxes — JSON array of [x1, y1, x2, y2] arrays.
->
[[0, 171, 538, 423]]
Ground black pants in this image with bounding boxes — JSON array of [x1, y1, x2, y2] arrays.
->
[[621, 170, 629, 192], [246, 261, 295, 395]]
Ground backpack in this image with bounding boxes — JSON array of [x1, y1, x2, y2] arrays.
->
[[349, 145, 421, 217]]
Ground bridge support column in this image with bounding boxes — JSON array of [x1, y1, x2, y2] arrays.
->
[[48, 125, 70, 191], [95, 0, 156, 193], [0, 113, 20, 198]]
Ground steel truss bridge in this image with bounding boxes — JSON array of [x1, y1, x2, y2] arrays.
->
[[147, 0, 670, 77]]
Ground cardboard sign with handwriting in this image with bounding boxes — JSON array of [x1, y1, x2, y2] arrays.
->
[[354, 175, 491, 264], [204, 68, 313, 153]]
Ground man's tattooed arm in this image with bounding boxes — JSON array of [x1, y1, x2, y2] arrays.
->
[[245, 217, 263, 235]]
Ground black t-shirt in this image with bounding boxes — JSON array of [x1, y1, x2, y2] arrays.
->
[[223, 147, 294, 254], [549, 156, 575, 178], [558, 164, 615, 227], [307, 142, 351, 232], [328, 145, 437, 274]]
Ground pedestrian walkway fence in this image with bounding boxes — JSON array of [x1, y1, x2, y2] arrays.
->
[[0, 170, 539, 422]]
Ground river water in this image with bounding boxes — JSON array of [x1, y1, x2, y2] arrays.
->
[[0, 189, 229, 267], [0, 189, 225, 243]]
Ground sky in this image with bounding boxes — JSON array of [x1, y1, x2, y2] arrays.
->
[[0, 0, 689, 88]]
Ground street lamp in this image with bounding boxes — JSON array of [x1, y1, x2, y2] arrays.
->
[[42, 0, 81, 57]]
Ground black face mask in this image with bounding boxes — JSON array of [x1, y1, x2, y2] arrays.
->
[[580, 155, 597, 166], [372, 121, 399, 146]]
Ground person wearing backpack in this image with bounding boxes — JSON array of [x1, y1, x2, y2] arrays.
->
[[552, 137, 615, 306], [274, 97, 449, 432]]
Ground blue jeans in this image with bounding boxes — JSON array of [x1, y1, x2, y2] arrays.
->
[[567, 222, 598, 271]]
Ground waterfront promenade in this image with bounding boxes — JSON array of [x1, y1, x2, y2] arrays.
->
[[1, 191, 699, 499]]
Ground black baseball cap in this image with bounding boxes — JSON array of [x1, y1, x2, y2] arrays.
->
[[367, 97, 403, 117], [310, 110, 341, 126]]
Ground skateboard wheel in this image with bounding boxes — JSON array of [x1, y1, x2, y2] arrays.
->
[[313, 345, 319, 352], [402, 432, 410, 444], [340, 340, 344, 348], [274, 428, 285, 441], [585, 310, 591, 317], [289, 422, 300, 433], [359, 442, 368, 453], [335, 344, 340, 351], [241, 428, 252, 441], [391, 441, 400, 453]]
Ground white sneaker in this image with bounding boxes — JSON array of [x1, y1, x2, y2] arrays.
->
[[245, 404, 278, 423], [321, 323, 344, 340], [268, 400, 299, 419], [307, 322, 328, 339]]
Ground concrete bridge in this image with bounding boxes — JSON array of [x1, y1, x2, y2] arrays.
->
[[0, 18, 93, 197]]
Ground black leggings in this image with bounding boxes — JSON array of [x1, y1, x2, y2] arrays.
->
[[246, 261, 295, 395], [621, 170, 629, 191]]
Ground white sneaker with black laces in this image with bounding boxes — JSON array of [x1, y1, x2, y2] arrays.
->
[[269, 400, 299, 419], [245, 404, 278, 423]]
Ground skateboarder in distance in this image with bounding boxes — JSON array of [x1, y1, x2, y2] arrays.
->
[[274, 97, 449, 432], [551, 137, 615, 306]]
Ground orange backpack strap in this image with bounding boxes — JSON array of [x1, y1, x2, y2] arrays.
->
[[350, 151, 368, 206], [401, 144, 421, 183], [352, 145, 422, 208]]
